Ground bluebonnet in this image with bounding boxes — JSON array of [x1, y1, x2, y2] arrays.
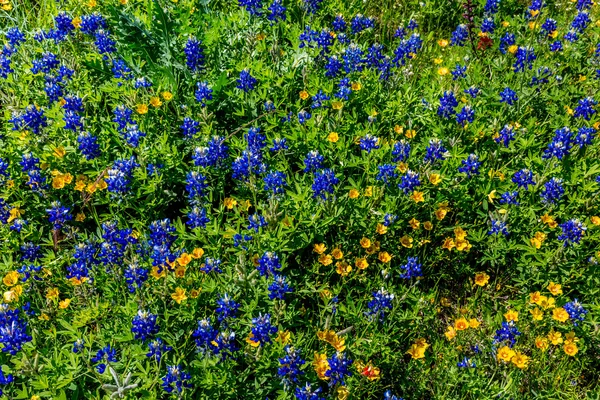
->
[[211, 331, 238, 359], [335, 77, 351, 100], [30, 52, 59, 74], [573, 97, 597, 120], [66, 242, 98, 283], [571, 11, 590, 33], [488, 219, 509, 236], [342, 43, 364, 73], [384, 390, 403, 400], [499, 191, 519, 206], [311, 90, 330, 108], [398, 170, 421, 194], [0, 199, 10, 225], [17, 265, 41, 282], [264, 171, 287, 195], [251, 313, 278, 345], [147, 163, 163, 176], [499, 32, 515, 54], [464, 86, 480, 98], [493, 321, 521, 347], [267, 0, 286, 22], [366, 288, 394, 322], [540, 178, 564, 204], [91, 345, 117, 373], [193, 137, 229, 168], [268, 275, 293, 300], [484, 0, 499, 14], [500, 87, 518, 105], [5, 27, 26, 47], [264, 100, 276, 112], [216, 294, 240, 322], [333, 14, 346, 32], [577, 0, 593, 10], [451, 64, 467, 80], [0, 304, 32, 355], [72, 338, 85, 353], [148, 219, 177, 268], [304, 0, 323, 14], [134, 77, 152, 89], [46, 201, 72, 230], [0, 158, 8, 181], [192, 318, 217, 353], [383, 214, 398, 227], [392, 33, 422, 65], [324, 352, 353, 386], [543, 127, 572, 160], [437, 91, 458, 118], [457, 357, 476, 368], [541, 18, 557, 35], [185, 171, 208, 203], [113, 105, 134, 131], [131, 310, 159, 341], [20, 243, 42, 262], [295, 383, 324, 400], [162, 365, 192, 394], [237, 69, 257, 92], [315, 29, 334, 55], [195, 81, 213, 106], [451, 24, 468, 46], [359, 134, 379, 152], [350, 14, 374, 34], [558, 219, 586, 246], [530, 66, 552, 86], [400, 256, 422, 279], [495, 125, 516, 147], [312, 169, 339, 200], [248, 213, 267, 232], [184, 37, 205, 72], [112, 58, 133, 81], [514, 47, 536, 72], [239, 0, 263, 15], [146, 337, 172, 363], [392, 140, 410, 162], [376, 164, 398, 185], [10, 218, 26, 233], [200, 257, 222, 274], [299, 26, 318, 48], [258, 252, 281, 276], [550, 40, 563, 52], [10, 105, 47, 135], [106, 157, 139, 195], [563, 300, 588, 325], [124, 262, 149, 293], [424, 139, 449, 163], [458, 154, 481, 177], [94, 30, 116, 54], [564, 30, 578, 43], [0, 54, 13, 79], [80, 13, 107, 35], [270, 138, 288, 152], [278, 346, 305, 389], [481, 18, 495, 34], [574, 126, 595, 147], [298, 110, 312, 124], [233, 233, 252, 250], [456, 106, 475, 126], [512, 169, 535, 190]]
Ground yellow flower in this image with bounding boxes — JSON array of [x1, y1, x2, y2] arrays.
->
[[88, 0, 97, 7], [313, 243, 327, 254], [223, 197, 237, 209], [591, 216, 600, 226], [530, 308, 543, 321], [455, 318, 469, 331], [317, 330, 346, 351], [423, 221, 433, 231], [504, 310, 518, 322], [565, 331, 579, 344], [410, 191, 424, 203], [177, 253, 192, 266], [501, 21, 510, 28], [355, 257, 369, 270], [552, 307, 569, 323], [360, 237, 371, 248], [474, 272, 490, 287], [351, 82, 362, 91], [405, 129, 416, 139], [275, 330, 291, 345], [548, 330, 563, 345], [469, 318, 480, 329], [136, 104, 148, 114], [31, 395, 41, 400], [511, 351, 529, 369], [437, 39, 448, 47], [332, 101, 343, 110], [53, 146, 66, 158], [442, 237, 455, 251], [327, 132, 339, 142], [59, 298, 71, 309], [75, 212, 86, 222], [246, 333, 260, 347], [331, 248, 343, 260], [378, 251, 392, 263], [348, 188, 360, 199], [508, 45, 518, 54], [150, 96, 163, 107], [444, 325, 456, 340], [563, 342, 578, 356], [408, 218, 420, 230], [433, 58, 443, 65], [299, 90, 309, 100], [541, 213, 558, 228], [406, 343, 427, 360], [400, 235, 413, 248], [356, 361, 381, 381], [364, 186, 373, 197], [376, 223, 388, 235], [538, 295, 555, 309], [189, 289, 201, 298], [435, 207, 448, 221], [548, 282, 562, 296], [455, 239, 471, 252], [3, 271, 19, 287], [530, 231, 546, 249], [454, 227, 467, 240], [397, 162, 408, 173], [438, 67, 449, 76], [191, 248, 205, 259], [529, 291, 541, 304], [162, 91, 173, 100], [429, 173, 441, 185], [318, 254, 332, 266], [535, 336, 549, 350], [313, 353, 331, 380], [171, 287, 187, 304], [336, 261, 352, 276], [46, 287, 60, 300], [497, 346, 515, 363], [72, 16, 82, 28], [174, 265, 186, 278]]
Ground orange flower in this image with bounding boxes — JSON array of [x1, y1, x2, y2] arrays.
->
[[299, 90, 309, 100], [455, 318, 469, 331], [177, 253, 192, 266], [504, 310, 519, 322], [355, 258, 368, 270], [348, 189, 360, 198], [564, 342, 578, 356], [191, 248, 205, 259]]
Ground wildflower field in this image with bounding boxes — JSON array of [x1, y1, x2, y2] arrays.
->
[[1, 0, 600, 398]]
